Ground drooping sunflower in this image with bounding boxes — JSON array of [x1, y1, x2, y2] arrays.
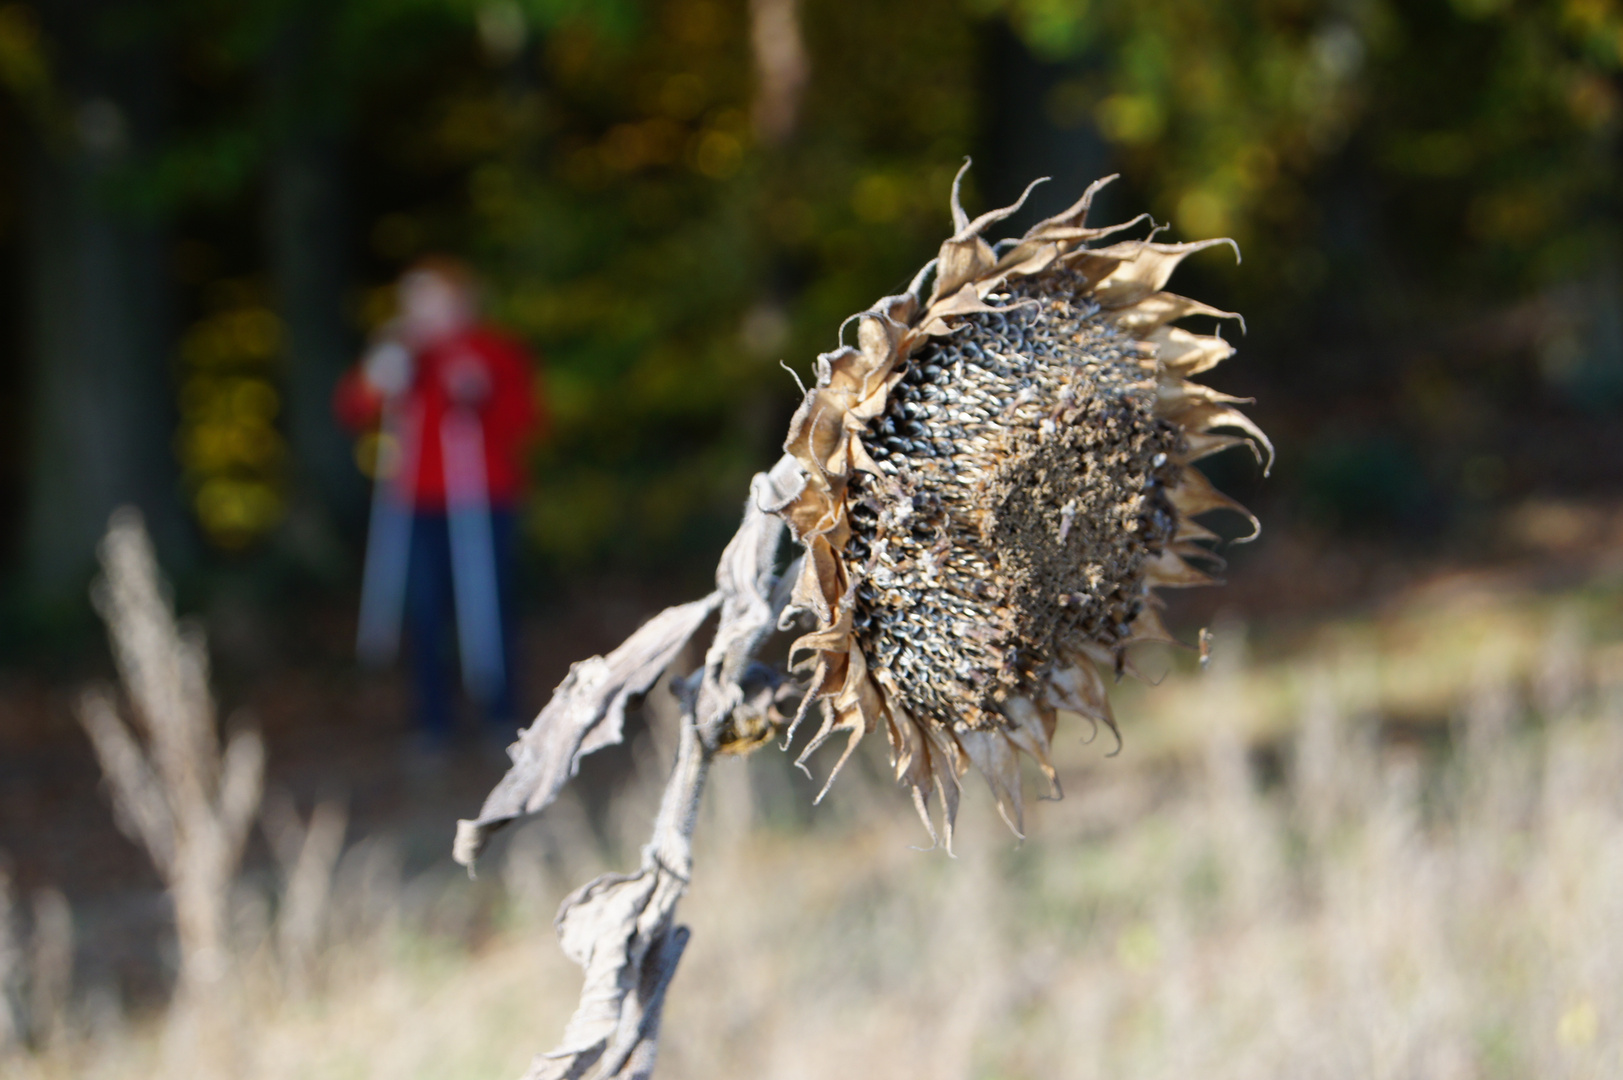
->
[[774, 165, 1270, 845]]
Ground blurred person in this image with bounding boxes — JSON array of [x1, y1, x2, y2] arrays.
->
[[334, 257, 544, 748]]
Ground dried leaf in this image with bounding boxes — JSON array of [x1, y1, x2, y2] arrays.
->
[[526, 699, 710, 1080], [458, 457, 806, 870], [454, 594, 721, 870]]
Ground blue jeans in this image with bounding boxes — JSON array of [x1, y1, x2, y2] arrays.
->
[[406, 507, 519, 742]]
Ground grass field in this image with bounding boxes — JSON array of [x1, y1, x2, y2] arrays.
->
[[6, 563, 1622, 1080]]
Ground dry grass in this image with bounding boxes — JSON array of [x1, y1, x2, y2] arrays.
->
[[75, 510, 264, 1001], [9, 577, 1623, 1079], [0, 870, 75, 1058]]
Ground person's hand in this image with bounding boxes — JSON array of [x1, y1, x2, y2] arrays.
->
[[363, 340, 413, 397], [442, 351, 493, 405]]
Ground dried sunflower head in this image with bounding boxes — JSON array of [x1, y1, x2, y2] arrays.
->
[[775, 164, 1271, 845]]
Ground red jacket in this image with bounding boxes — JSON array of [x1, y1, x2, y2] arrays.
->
[[334, 326, 544, 510]]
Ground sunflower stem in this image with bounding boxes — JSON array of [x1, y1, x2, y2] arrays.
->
[[645, 708, 710, 884], [515, 458, 800, 1080], [571, 716, 709, 1080]]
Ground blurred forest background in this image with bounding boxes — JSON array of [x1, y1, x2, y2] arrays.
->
[[1, 0, 1621, 647], [2, 2, 1623, 1075]]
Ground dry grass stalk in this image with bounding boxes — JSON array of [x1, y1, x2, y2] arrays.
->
[[0, 865, 72, 1057], [76, 508, 264, 999], [26, 889, 72, 1053], [8, 596, 1622, 1078], [261, 792, 348, 989], [0, 863, 21, 1053]]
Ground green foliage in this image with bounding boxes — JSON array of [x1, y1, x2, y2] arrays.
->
[[175, 284, 290, 548], [984, 0, 1623, 299], [23, 0, 980, 563], [0, 3, 53, 121], [345, 0, 980, 568], [975, 0, 1623, 530], [10, 0, 1621, 563]]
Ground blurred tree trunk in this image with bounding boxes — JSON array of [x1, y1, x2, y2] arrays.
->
[[22, 0, 185, 609], [266, 135, 364, 552], [979, 20, 1115, 233], [265, 26, 365, 569]]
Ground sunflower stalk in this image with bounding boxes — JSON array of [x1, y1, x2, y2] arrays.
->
[[457, 456, 802, 1080]]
